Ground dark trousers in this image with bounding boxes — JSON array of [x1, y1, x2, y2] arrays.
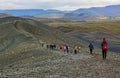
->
[[74, 50, 77, 54], [90, 49, 93, 54], [66, 49, 69, 53], [102, 50, 107, 59]]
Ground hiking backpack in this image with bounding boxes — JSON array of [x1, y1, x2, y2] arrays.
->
[[102, 43, 108, 50]]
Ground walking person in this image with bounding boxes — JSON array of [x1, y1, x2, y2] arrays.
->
[[73, 45, 78, 54], [77, 46, 81, 53], [59, 45, 63, 50], [101, 37, 108, 60], [63, 45, 67, 54], [88, 43, 94, 54], [46, 45, 49, 49], [66, 45, 69, 53]]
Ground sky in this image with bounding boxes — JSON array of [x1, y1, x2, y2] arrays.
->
[[0, 0, 120, 10]]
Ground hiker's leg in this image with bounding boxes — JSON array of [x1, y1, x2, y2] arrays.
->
[[102, 50, 104, 59], [64, 49, 66, 54], [104, 51, 107, 59], [90, 49, 91, 54], [75, 50, 77, 54], [67, 49, 69, 53], [90, 49, 92, 54], [103, 50, 106, 59]]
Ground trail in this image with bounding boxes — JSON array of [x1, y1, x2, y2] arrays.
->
[[0, 47, 120, 78]]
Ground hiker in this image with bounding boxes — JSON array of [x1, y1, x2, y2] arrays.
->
[[59, 45, 63, 50], [101, 37, 108, 60], [50, 44, 53, 50], [53, 44, 56, 50], [63, 45, 67, 54], [50, 44, 52, 49], [77, 46, 81, 53], [88, 43, 94, 54], [46, 45, 49, 49], [66, 45, 69, 53], [52, 44, 54, 50], [73, 45, 78, 54]]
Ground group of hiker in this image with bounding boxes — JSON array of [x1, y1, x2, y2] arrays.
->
[[88, 37, 108, 60], [59, 45, 69, 53], [73, 45, 81, 54], [59, 45, 81, 54], [46, 37, 108, 60], [47, 44, 81, 54], [47, 44, 56, 50]]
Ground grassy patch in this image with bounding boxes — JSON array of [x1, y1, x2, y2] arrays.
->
[[47, 21, 120, 33]]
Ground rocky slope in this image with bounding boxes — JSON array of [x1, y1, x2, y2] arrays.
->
[[0, 47, 120, 78], [0, 17, 120, 78]]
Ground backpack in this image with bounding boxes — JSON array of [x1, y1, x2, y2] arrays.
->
[[102, 43, 108, 50], [74, 46, 78, 50]]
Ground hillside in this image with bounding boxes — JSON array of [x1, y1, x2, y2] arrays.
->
[[46, 20, 120, 53], [0, 16, 86, 67], [0, 17, 120, 78], [0, 17, 85, 52], [0, 47, 120, 78]]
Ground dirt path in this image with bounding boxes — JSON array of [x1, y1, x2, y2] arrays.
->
[[0, 48, 120, 78]]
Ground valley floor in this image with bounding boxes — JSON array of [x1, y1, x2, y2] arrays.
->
[[0, 48, 120, 78]]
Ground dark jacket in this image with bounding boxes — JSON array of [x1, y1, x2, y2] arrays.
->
[[89, 43, 94, 49], [101, 41, 107, 47]]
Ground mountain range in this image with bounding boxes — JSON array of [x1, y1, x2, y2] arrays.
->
[[0, 5, 120, 21], [72, 5, 120, 16]]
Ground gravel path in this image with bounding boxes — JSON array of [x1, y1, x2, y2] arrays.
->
[[0, 48, 120, 78]]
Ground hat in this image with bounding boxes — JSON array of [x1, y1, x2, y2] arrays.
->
[[102, 37, 106, 41]]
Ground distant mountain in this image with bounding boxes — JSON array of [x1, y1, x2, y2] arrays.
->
[[0, 5, 120, 21], [72, 5, 120, 16], [34, 5, 120, 21], [0, 9, 61, 16]]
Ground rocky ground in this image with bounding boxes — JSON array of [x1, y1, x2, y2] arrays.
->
[[0, 17, 120, 78], [0, 47, 119, 78]]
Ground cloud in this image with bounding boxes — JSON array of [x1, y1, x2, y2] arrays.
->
[[0, 0, 120, 10]]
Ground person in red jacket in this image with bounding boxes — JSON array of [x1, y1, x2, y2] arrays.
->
[[101, 37, 108, 60]]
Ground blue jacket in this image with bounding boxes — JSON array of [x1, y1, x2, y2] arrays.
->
[[89, 43, 94, 49]]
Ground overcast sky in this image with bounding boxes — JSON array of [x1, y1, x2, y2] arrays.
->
[[0, 0, 120, 10]]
